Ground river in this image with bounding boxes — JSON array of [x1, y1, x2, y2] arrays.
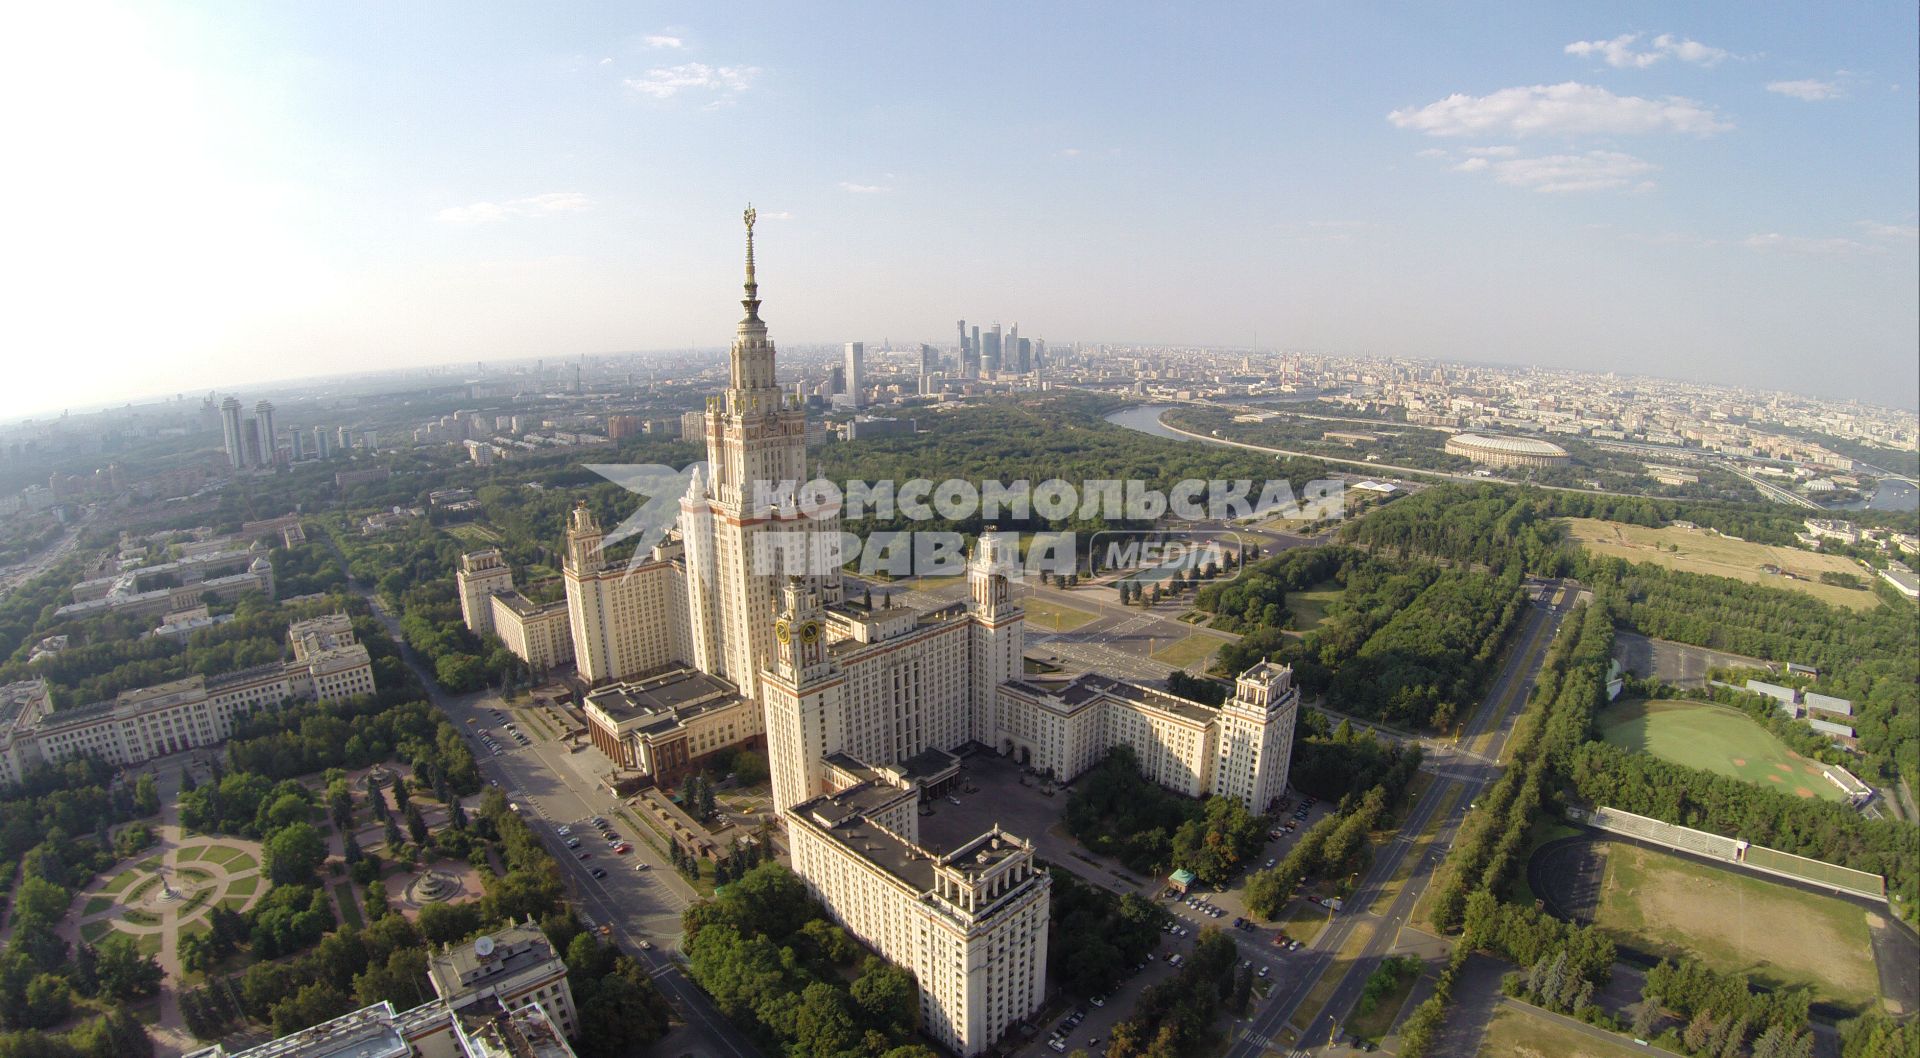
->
[[1104, 404, 1190, 441], [1835, 477, 1919, 513]]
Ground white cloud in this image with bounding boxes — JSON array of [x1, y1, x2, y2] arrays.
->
[[1388, 82, 1729, 137], [1488, 151, 1658, 193], [1655, 34, 1729, 66], [435, 193, 592, 226], [1565, 32, 1728, 69], [838, 182, 890, 194], [1766, 79, 1842, 101], [644, 34, 684, 49], [1058, 147, 1083, 157], [1426, 148, 1658, 192], [758, 209, 795, 221], [1622, 230, 1719, 247], [1565, 34, 1660, 69], [624, 63, 758, 99], [1743, 232, 1868, 255], [1857, 220, 1919, 241]]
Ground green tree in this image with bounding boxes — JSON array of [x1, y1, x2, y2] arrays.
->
[[263, 822, 327, 885]]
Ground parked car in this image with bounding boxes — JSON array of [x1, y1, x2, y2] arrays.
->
[[589, 867, 607, 879]]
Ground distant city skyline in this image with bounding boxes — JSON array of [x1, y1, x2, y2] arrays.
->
[[6, 2, 1915, 420]]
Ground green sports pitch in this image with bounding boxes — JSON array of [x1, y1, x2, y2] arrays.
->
[[1595, 699, 1845, 803]]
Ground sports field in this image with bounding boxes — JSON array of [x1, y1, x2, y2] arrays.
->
[[1594, 843, 1878, 1007], [1564, 518, 1877, 611], [1596, 699, 1845, 802]]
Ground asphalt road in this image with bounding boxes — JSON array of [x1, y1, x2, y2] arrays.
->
[[353, 585, 765, 1058], [1228, 580, 1575, 1058]]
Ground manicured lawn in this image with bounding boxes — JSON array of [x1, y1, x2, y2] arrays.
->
[[334, 883, 364, 929], [1594, 843, 1879, 1009], [1286, 578, 1344, 631], [1565, 517, 1878, 611], [1346, 961, 1421, 1041], [1023, 597, 1097, 632], [80, 921, 111, 944], [226, 852, 259, 874], [82, 895, 114, 916], [1481, 1003, 1648, 1058], [445, 522, 503, 544], [111, 927, 162, 958], [225, 875, 260, 897], [1596, 699, 1845, 802], [1150, 633, 1223, 669], [200, 845, 240, 866], [102, 871, 139, 895]]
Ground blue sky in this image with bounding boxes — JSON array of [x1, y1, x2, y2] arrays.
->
[[5, 2, 1916, 418]]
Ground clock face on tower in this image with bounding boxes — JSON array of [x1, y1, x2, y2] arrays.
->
[[800, 621, 820, 644], [774, 619, 790, 645]]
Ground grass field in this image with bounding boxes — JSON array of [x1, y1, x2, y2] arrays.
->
[[1594, 843, 1878, 1008], [102, 871, 138, 895], [80, 921, 110, 944], [1023, 597, 1098, 632], [1481, 1003, 1647, 1058], [1287, 578, 1344, 631], [1150, 633, 1223, 669], [82, 895, 113, 916], [444, 522, 502, 544], [1565, 517, 1877, 611], [1597, 699, 1845, 802], [1346, 961, 1421, 1041], [334, 883, 364, 929]]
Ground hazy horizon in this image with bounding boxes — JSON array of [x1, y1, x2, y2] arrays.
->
[[6, 2, 1916, 422]]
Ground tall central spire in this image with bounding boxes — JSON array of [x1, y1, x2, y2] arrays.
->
[[741, 204, 762, 323]]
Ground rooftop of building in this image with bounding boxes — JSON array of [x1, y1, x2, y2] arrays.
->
[[455, 1001, 577, 1058], [1012, 672, 1216, 724], [426, 923, 560, 996], [582, 667, 741, 734], [492, 590, 567, 619], [288, 612, 354, 637], [794, 783, 938, 892], [189, 1001, 411, 1058], [1445, 432, 1569, 457]]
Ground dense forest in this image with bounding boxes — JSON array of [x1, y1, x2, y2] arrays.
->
[[1062, 745, 1267, 883], [1338, 484, 1916, 783], [0, 758, 163, 1038], [1198, 545, 1524, 732], [812, 394, 1333, 552], [681, 863, 935, 1058], [182, 788, 666, 1056], [1566, 743, 1918, 913], [1045, 870, 1167, 999], [1104, 928, 1243, 1058]]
